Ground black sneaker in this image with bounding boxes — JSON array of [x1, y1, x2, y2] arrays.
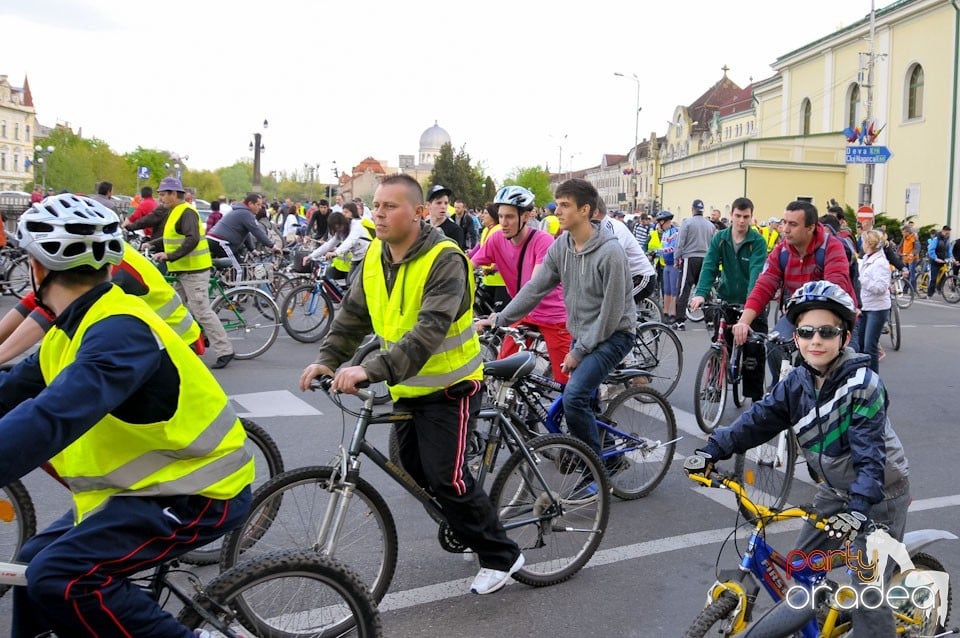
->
[[673, 322, 686, 331]]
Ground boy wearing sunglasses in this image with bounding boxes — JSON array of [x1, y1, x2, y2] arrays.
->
[[689, 280, 910, 637]]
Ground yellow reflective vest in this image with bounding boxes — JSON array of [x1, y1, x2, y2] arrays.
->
[[119, 243, 201, 344], [362, 238, 483, 400], [163, 202, 212, 272], [39, 286, 254, 523]]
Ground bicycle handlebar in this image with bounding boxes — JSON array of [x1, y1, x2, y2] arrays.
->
[[310, 375, 373, 402]]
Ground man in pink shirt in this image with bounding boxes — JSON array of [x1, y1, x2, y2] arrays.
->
[[470, 186, 571, 383]]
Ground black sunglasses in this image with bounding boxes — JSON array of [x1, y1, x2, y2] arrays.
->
[[795, 325, 844, 340]]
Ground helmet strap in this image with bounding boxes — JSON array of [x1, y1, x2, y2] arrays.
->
[[30, 264, 58, 318]]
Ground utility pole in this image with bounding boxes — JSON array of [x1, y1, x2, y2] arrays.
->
[[859, 0, 877, 207]]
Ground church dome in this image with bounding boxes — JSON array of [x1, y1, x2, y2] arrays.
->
[[419, 121, 451, 151]]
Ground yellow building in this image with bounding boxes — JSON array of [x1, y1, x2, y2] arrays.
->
[[658, 0, 959, 228], [0, 75, 38, 191]]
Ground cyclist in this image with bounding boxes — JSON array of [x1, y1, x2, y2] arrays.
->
[[298, 173, 523, 596], [467, 202, 510, 314], [206, 192, 282, 280], [760, 216, 780, 252], [302, 202, 372, 284], [898, 222, 921, 288], [480, 178, 635, 467], [925, 225, 952, 298], [3, 194, 253, 638], [541, 201, 561, 237], [673, 199, 716, 331], [688, 197, 768, 401], [647, 211, 679, 323], [471, 185, 572, 383], [690, 281, 910, 638], [0, 238, 203, 364]]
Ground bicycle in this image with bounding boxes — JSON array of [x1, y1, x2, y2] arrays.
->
[[681, 461, 955, 638], [916, 260, 960, 303], [219, 356, 610, 615], [693, 301, 747, 434], [165, 268, 281, 359], [887, 290, 902, 351], [890, 269, 915, 310], [280, 260, 346, 343]]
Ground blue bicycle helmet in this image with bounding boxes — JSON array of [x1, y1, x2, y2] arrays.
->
[[784, 281, 857, 331]]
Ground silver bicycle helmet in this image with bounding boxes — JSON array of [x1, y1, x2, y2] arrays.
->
[[784, 281, 857, 331], [493, 186, 535, 212], [17, 193, 124, 271]]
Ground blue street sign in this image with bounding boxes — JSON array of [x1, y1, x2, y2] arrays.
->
[[138, 166, 151, 179], [845, 146, 892, 164]]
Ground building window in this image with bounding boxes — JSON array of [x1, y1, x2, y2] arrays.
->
[[0, 152, 5, 171], [800, 98, 812, 135], [25, 124, 30, 141], [0, 121, 5, 138], [13, 154, 19, 172], [907, 64, 924, 119], [847, 84, 860, 129], [13, 123, 19, 141]]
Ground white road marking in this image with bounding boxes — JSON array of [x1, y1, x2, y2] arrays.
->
[[230, 390, 323, 417]]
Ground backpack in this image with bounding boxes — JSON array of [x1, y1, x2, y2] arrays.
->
[[779, 233, 860, 303]]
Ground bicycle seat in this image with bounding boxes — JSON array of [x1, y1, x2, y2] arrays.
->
[[212, 257, 235, 269], [483, 352, 537, 381]]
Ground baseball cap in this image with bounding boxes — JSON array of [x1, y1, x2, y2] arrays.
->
[[692, 199, 705, 212], [545, 202, 557, 212], [157, 177, 185, 193], [426, 184, 453, 201]]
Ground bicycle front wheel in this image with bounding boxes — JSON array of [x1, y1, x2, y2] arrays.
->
[[0, 480, 36, 598], [637, 296, 662, 324], [180, 549, 382, 638], [734, 430, 797, 520], [282, 282, 335, 343], [489, 434, 609, 587], [889, 303, 902, 351], [4, 255, 31, 299], [182, 418, 285, 566], [632, 321, 683, 397], [600, 386, 677, 499], [682, 590, 740, 638], [213, 286, 280, 359], [894, 278, 915, 309], [941, 275, 960, 303], [916, 271, 930, 297], [693, 348, 727, 434], [219, 466, 398, 605]]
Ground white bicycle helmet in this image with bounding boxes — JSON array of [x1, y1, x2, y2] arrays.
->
[[493, 186, 535, 212], [784, 280, 857, 331], [17, 194, 124, 271]]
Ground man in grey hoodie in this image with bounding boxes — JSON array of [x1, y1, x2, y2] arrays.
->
[[674, 198, 716, 330], [480, 179, 635, 466]]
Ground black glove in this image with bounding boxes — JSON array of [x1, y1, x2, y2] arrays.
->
[[824, 510, 867, 542]]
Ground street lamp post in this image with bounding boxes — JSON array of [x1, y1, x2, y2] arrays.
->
[[250, 119, 268, 192], [34, 144, 55, 191], [614, 72, 642, 213]]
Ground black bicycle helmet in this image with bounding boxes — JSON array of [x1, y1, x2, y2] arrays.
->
[[655, 211, 674, 222], [784, 281, 857, 331]]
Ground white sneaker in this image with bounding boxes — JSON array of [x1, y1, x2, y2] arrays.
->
[[470, 553, 525, 595]]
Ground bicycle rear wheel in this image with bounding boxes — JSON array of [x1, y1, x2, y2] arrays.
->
[[213, 286, 280, 359], [889, 303, 901, 351], [916, 271, 930, 297], [733, 430, 797, 520], [180, 549, 382, 638], [219, 466, 398, 605], [281, 282, 335, 343], [0, 480, 36, 598], [4, 254, 30, 299], [941, 275, 960, 303], [489, 434, 609, 587], [637, 296, 662, 324], [693, 348, 727, 434], [600, 386, 677, 499], [631, 322, 683, 397], [182, 418, 285, 566], [894, 278, 915, 309]]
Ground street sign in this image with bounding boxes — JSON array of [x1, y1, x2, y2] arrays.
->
[[138, 166, 150, 179], [845, 146, 892, 164]]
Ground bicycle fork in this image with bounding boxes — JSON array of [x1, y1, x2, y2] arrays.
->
[[316, 454, 359, 556]]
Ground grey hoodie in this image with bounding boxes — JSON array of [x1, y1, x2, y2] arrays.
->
[[496, 220, 635, 360]]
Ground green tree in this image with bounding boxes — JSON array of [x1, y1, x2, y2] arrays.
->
[[428, 143, 487, 208], [503, 166, 552, 207], [217, 163, 253, 200], [181, 168, 225, 201], [482, 176, 497, 204]]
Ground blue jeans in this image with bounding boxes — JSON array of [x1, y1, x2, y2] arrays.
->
[[563, 330, 635, 456], [856, 308, 889, 373], [905, 260, 917, 289]]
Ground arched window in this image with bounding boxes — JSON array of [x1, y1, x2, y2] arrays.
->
[[907, 64, 924, 119], [847, 84, 860, 129], [800, 98, 812, 135]]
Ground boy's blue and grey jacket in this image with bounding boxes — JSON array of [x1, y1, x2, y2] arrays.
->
[[703, 349, 909, 515]]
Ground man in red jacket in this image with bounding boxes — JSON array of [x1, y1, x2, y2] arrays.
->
[[732, 201, 857, 378], [126, 186, 158, 237]]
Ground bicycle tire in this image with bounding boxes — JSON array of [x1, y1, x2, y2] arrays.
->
[[731, 371, 744, 408], [685, 304, 705, 323], [916, 271, 930, 297], [281, 282, 335, 343], [894, 278, 915, 309], [4, 255, 31, 299], [942, 275, 960, 303], [488, 433, 609, 587], [632, 321, 683, 397], [600, 386, 677, 499], [219, 465, 398, 605], [895, 552, 952, 635], [179, 548, 382, 638], [681, 590, 740, 638], [693, 348, 727, 434], [269, 270, 296, 301], [889, 303, 901, 351], [213, 286, 280, 359], [0, 480, 37, 599], [352, 338, 391, 405], [181, 418, 285, 566], [733, 430, 797, 520], [637, 296, 662, 324]]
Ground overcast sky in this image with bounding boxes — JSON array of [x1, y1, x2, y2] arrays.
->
[[1, 0, 884, 185]]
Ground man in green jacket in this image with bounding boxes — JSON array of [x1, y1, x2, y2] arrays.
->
[[689, 197, 768, 400]]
